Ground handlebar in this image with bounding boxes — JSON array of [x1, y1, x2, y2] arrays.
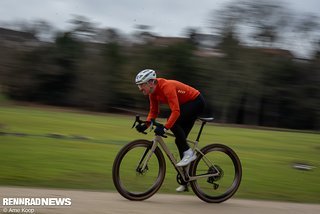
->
[[132, 115, 167, 138], [131, 115, 147, 134]]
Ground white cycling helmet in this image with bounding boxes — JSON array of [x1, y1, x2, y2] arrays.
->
[[135, 69, 157, 84]]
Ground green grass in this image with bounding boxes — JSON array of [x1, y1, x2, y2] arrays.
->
[[0, 105, 319, 203], [0, 91, 9, 104]]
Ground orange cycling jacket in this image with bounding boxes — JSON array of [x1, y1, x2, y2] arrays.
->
[[146, 78, 200, 129]]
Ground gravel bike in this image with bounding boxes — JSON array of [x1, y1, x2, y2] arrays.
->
[[112, 115, 242, 203]]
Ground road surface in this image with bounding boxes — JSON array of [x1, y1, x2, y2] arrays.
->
[[1, 186, 319, 214]]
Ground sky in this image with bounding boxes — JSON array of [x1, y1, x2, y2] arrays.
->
[[0, 0, 319, 36], [0, 0, 319, 57]]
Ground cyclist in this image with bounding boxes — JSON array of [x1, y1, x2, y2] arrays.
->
[[135, 69, 205, 192]]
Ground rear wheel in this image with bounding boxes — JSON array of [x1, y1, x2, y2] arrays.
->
[[112, 139, 166, 201], [190, 144, 242, 203]]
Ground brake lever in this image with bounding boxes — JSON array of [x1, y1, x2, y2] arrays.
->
[[131, 121, 137, 129], [150, 119, 168, 138], [132, 115, 141, 128], [149, 120, 154, 132]]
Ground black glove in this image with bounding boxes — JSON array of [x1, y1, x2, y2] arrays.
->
[[136, 123, 148, 133], [154, 124, 167, 136]]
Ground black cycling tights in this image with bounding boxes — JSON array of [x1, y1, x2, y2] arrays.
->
[[170, 94, 205, 159]]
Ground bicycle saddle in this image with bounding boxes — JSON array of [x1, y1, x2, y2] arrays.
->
[[198, 117, 214, 122]]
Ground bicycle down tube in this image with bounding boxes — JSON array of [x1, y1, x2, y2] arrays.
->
[[140, 134, 220, 183]]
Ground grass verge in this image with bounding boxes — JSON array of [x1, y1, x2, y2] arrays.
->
[[0, 105, 319, 203]]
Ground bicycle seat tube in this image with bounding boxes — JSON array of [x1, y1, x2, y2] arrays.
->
[[155, 134, 189, 182]]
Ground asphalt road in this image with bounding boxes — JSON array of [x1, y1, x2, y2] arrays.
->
[[1, 187, 320, 214]]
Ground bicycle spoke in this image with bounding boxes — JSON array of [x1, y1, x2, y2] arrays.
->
[[113, 140, 166, 201], [195, 151, 235, 195], [190, 144, 242, 203], [118, 146, 160, 193]]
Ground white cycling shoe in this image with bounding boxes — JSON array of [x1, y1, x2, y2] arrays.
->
[[176, 185, 189, 192], [176, 148, 197, 167]]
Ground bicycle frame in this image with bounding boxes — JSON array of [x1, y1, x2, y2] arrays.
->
[[114, 116, 242, 203], [140, 133, 220, 183]]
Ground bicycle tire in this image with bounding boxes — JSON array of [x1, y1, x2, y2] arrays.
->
[[112, 139, 166, 201], [190, 144, 242, 203]]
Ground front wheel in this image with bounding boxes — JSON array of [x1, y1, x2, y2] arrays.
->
[[190, 144, 242, 203], [112, 139, 166, 201]]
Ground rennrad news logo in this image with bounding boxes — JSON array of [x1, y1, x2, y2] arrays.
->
[[2, 197, 72, 206]]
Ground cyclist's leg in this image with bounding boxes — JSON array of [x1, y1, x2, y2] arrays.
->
[[171, 122, 197, 190], [179, 99, 204, 125], [170, 124, 188, 159], [171, 95, 206, 190], [170, 124, 189, 190], [171, 95, 205, 156], [176, 94, 206, 140]]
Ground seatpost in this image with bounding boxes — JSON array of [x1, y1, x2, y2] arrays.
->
[[196, 121, 206, 142]]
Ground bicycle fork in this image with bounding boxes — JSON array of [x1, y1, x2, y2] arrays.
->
[[136, 139, 159, 174]]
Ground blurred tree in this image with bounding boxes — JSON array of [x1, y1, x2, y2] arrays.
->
[[29, 19, 55, 41], [212, 31, 243, 123], [244, 1, 290, 47], [7, 19, 55, 42], [38, 32, 83, 104], [69, 15, 98, 41], [133, 24, 157, 44], [164, 42, 198, 85], [208, 0, 320, 129], [102, 41, 127, 108], [4, 49, 42, 101], [4, 32, 83, 105], [94, 28, 122, 44], [1, 5, 319, 130], [211, 0, 319, 56], [291, 13, 320, 58], [183, 27, 199, 45], [69, 45, 111, 110]]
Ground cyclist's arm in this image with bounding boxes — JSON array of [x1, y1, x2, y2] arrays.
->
[[146, 94, 159, 123], [163, 87, 180, 129]]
